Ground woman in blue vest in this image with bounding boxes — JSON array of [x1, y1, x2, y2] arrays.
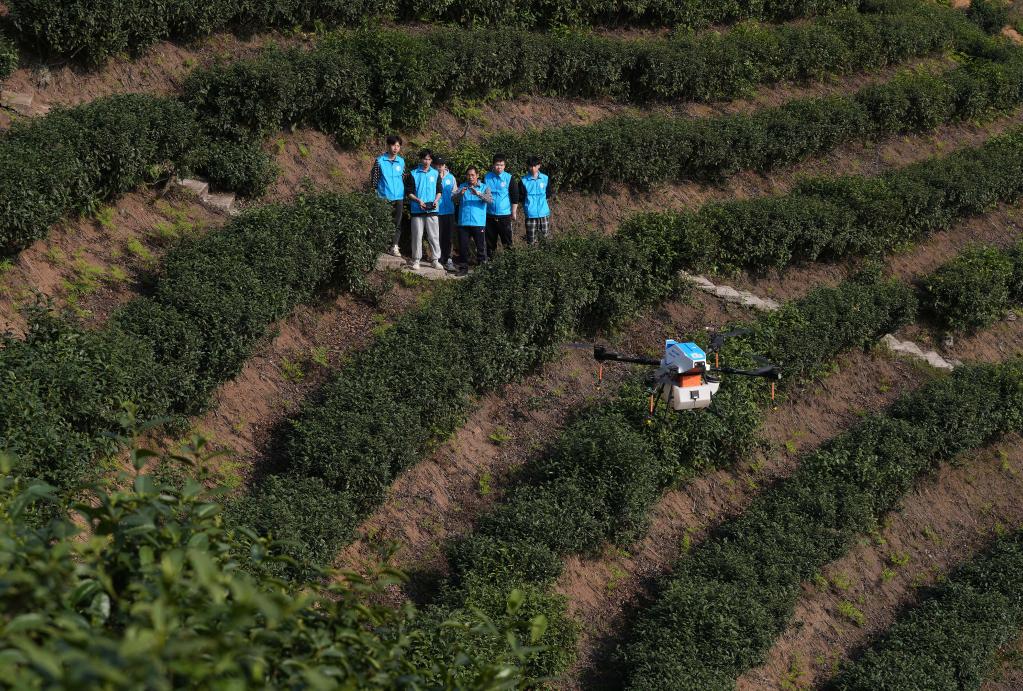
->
[[434, 156, 458, 271], [484, 153, 520, 258], [517, 156, 552, 245], [451, 166, 493, 271], [368, 135, 406, 257]]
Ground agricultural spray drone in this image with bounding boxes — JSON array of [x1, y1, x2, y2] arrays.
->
[[591, 330, 782, 414]]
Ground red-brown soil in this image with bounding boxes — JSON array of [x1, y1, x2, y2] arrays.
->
[[0, 190, 223, 336]]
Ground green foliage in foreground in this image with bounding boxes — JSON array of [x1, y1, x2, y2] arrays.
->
[[622, 359, 1023, 690], [0, 442, 544, 688], [830, 529, 1023, 691]]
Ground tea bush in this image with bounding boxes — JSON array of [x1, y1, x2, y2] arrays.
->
[[922, 242, 1023, 332], [484, 51, 1023, 192], [622, 359, 1023, 689], [0, 34, 17, 80], [830, 530, 1023, 691], [0, 193, 391, 490], [619, 125, 1023, 275]]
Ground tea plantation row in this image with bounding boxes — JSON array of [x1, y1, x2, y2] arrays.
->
[[230, 126, 1023, 580]]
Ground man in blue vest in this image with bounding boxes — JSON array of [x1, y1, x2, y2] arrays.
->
[[403, 149, 443, 271], [517, 156, 551, 244], [368, 135, 406, 257], [451, 165, 493, 271], [434, 156, 458, 271], [484, 154, 520, 258]]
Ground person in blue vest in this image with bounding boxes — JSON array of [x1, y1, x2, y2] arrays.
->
[[434, 156, 458, 271], [451, 165, 493, 271], [403, 149, 443, 271], [368, 135, 406, 257], [484, 153, 520, 258], [517, 156, 552, 244]]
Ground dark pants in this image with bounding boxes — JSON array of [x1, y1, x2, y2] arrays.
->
[[389, 200, 404, 246], [439, 214, 456, 264], [486, 214, 513, 256], [459, 226, 487, 266]]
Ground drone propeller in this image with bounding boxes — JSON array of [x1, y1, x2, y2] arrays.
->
[[709, 328, 752, 352]]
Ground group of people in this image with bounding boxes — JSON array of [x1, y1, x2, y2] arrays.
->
[[369, 135, 552, 272]]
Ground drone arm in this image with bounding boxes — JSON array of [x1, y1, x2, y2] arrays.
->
[[593, 347, 661, 367]]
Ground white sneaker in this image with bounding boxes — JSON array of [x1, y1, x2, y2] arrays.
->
[[430, 260, 443, 270], [410, 261, 420, 270], [390, 244, 401, 257], [445, 259, 455, 271]]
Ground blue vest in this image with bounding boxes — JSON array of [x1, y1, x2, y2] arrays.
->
[[375, 154, 405, 202], [484, 171, 512, 216], [438, 172, 456, 215], [457, 183, 489, 227], [522, 173, 550, 219], [409, 166, 440, 214]]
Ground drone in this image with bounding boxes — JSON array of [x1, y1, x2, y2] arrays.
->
[[590, 329, 782, 414]]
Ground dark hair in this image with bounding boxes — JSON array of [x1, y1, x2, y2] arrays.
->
[[465, 165, 479, 175], [434, 156, 447, 166], [419, 148, 433, 160], [526, 156, 541, 167], [492, 153, 507, 165], [386, 135, 402, 146]]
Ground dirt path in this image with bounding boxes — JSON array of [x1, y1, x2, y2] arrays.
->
[[735, 319, 1023, 689], [336, 291, 743, 581], [983, 634, 1023, 690], [557, 347, 935, 690]]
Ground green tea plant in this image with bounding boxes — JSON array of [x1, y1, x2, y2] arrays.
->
[[621, 359, 1023, 689], [0, 442, 545, 688], [0, 34, 17, 80], [829, 530, 1023, 690], [922, 241, 1023, 332]]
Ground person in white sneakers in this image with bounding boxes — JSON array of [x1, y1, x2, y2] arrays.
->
[[368, 135, 406, 258], [403, 149, 443, 270], [435, 156, 458, 271]]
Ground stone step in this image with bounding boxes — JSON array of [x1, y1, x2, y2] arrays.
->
[[0, 90, 36, 116], [177, 178, 210, 198], [880, 334, 956, 371], [376, 253, 464, 280], [204, 192, 236, 215], [680, 272, 781, 312]]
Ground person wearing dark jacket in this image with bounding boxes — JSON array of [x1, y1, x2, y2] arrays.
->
[[369, 135, 406, 257], [517, 156, 551, 244], [483, 153, 519, 258], [451, 165, 493, 270], [434, 157, 458, 271]]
